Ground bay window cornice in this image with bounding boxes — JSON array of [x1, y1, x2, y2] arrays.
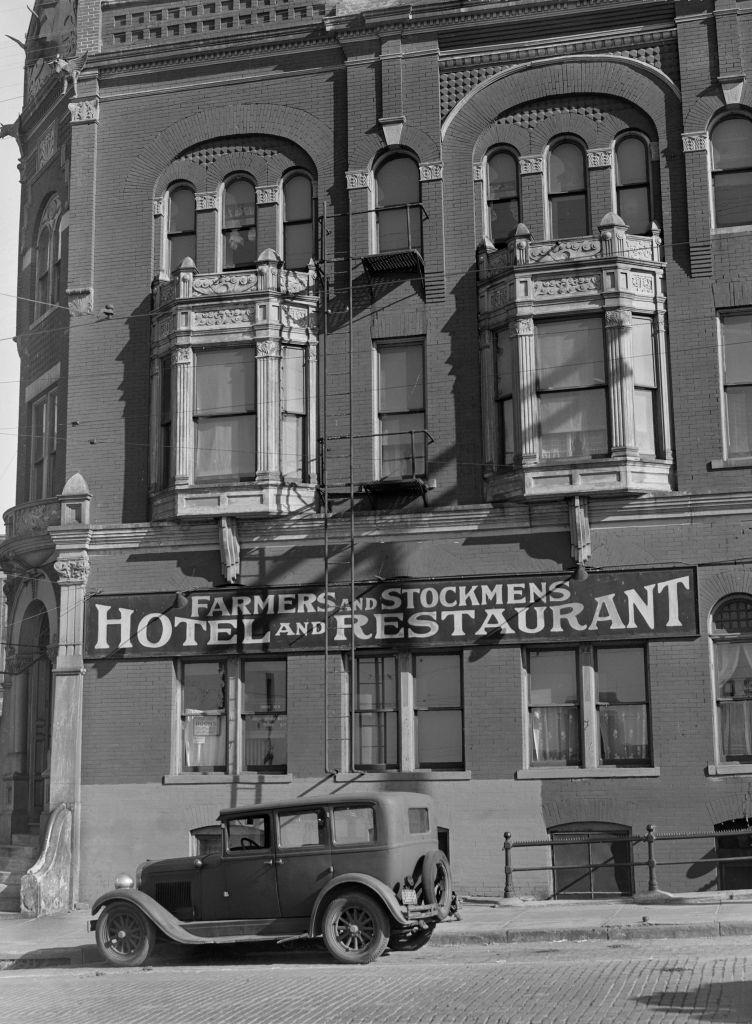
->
[[478, 214, 673, 502]]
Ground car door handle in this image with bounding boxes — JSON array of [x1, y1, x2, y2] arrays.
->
[[276, 858, 285, 865], [263, 858, 274, 866]]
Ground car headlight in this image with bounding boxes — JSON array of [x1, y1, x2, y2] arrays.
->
[[114, 873, 135, 889]]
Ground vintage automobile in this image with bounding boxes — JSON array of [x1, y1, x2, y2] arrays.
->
[[89, 791, 454, 966]]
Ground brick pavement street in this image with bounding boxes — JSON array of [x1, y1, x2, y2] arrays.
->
[[1, 936, 751, 1024]]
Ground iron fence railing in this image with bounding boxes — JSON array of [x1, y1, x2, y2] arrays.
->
[[502, 824, 752, 899]]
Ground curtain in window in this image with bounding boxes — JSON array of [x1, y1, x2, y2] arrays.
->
[[599, 706, 648, 762], [183, 715, 227, 769], [717, 642, 752, 759], [531, 706, 580, 763]]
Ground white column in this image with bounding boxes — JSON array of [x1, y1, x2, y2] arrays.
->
[[256, 338, 281, 482], [172, 346, 193, 484], [605, 309, 636, 454], [512, 317, 538, 465]]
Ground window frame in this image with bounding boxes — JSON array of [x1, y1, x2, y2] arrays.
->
[[28, 387, 58, 501], [179, 655, 288, 777], [710, 115, 752, 231], [221, 174, 258, 272], [719, 310, 752, 460], [374, 153, 423, 254], [546, 137, 590, 239], [374, 337, 427, 479], [352, 650, 464, 773], [710, 595, 752, 770], [166, 182, 197, 274], [193, 345, 257, 484], [34, 196, 63, 322], [613, 133, 653, 236], [485, 147, 521, 247], [522, 644, 653, 776], [281, 171, 315, 271]]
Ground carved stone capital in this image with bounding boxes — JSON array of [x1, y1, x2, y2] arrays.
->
[[171, 346, 192, 366], [66, 286, 93, 317], [419, 162, 443, 182], [153, 198, 164, 217], [257, 185, 279, 205], [53, 553, 90, 584], [509, 317, 534, 337], [587, 148, 612, 168], [346, 169, 370, 190], [605, 309, 633, 329], [257, 339, 281, 358], [68, 98, 99, 123], [195, 192, 218, 211], [473, 163, 484, 182], [519, 155, 543, 175], [682, 132, 708, 153]]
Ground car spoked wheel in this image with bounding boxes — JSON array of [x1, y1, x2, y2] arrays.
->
[[321, 890, 389, 964], [95, 901, 157, 967]]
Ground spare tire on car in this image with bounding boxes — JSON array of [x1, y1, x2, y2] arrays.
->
[[420, 850, 453, 920]]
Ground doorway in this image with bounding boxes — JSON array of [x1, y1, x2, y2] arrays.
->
[[19, 602, 52, 829]]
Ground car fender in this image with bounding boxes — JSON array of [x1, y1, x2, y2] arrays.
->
[[90, 889, 208, 945], [309, 873, 407, 933]]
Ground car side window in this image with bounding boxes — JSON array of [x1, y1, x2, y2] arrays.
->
[[277, 809, 327, 848], [227, 814, 270, 852], [331, 806, 377, 845]]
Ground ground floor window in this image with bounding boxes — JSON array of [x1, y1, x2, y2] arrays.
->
[[550, 821, 634, 899], [181, 657, 287, 773], [353, 651, 464, 771], [712, 596, 752, 763], [526, 645, 650, 768]]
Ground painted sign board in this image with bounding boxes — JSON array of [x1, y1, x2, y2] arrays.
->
[[84, 569, 698, 659]]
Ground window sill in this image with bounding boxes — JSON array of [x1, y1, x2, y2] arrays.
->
[[151, 481, 317, 519], [163, 772, 293, 785], [707, 763, 752, 776], [516, 766, 660, 779], [712, 225, 752, 236], [709, 457, 752, 470], [485, 456, 673, 501], [334, 770, 471, 783]]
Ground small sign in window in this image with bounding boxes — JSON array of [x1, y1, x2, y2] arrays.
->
[[192, 716, 220, 737]]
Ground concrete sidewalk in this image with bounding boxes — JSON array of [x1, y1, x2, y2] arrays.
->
[[2, 891, 752, 968]]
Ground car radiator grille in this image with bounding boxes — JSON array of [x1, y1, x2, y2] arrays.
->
[[154, 880, 193, 918]]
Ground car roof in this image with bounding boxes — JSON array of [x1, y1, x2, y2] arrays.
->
[[217, 790, 434, 821]]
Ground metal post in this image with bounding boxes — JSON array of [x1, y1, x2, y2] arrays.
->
[[503, 831, 514, 898], [646, 823, 658, 892]]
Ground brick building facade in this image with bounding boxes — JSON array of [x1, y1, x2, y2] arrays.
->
[[2, 0, 752, 910]]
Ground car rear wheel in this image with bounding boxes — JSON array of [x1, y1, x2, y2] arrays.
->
[[95, 901, 157, 967], [420, 850, 453, 920], [387, 922, 436, 951], [321, 889, 390, 964]]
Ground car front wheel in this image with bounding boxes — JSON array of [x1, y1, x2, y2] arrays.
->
[[95, 901, 157, 967], [321, 889, 390, 964]]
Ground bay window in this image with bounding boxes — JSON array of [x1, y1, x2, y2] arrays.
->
[[194, 348, 255, 482], [713, 596, 752, 764], [536, 318, 608, 460], [527, 645, 650, 770], [354, 652, 464, 772], [376, 340, 426, 477], [720, 312, 752, 458], [181, 657, 287, 775]]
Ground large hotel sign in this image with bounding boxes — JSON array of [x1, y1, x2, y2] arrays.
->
[[85, 570, 698, 658]]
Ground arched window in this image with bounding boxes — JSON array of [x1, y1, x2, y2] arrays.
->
[[167, 185, 196, 272], [712, 595, 752, 763], [35, 195, 62, 319], [222, 177, 257, 270], [375, 155, 422, 253], [711, 116, 752, 228], [486, 150, 520, 246], [615, 136, 652, 235], [548, 140, 589, 238], [283, 173, 314, 270]]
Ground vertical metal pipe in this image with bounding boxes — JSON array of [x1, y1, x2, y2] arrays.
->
[[646, 823, 657, 892], [348, 197, 356, 773], [503, 831, 513, 898], [321, 200, 331, 776]]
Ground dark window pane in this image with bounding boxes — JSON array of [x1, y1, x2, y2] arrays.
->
[[537, 319, 605, 390], [529, 649, 578, 704], [617, 186, 651, 235], [488, 152, 518, 199], [169, 187, 195, 233], [616, 137, 648, 185], [243, 661, 286, 713], [224, 225, 257, 269], [489, 198, 520, 244], [549, 143, 585, 191], [597, 648, 646, 703], [550, 193, 588, 238], [379, 343, 424, 413], [170, 232, 196, 271], [722, 315, 752, 384], [376, 156, 420, 207], [332, 806, 376, 845], [195, 349, 254, 415], [284, 174, 312, 221], [223, 179, 256, 229], [726, 387, 752, 457], [714, 171, 752, 228], [284, 221, 313, 269], [714, 600, 752, 633], [711, 118, 752, 171]]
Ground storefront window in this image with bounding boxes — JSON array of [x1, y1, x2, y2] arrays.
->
[[242, 660, 287, 773], [182, 661, 227, 772]]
